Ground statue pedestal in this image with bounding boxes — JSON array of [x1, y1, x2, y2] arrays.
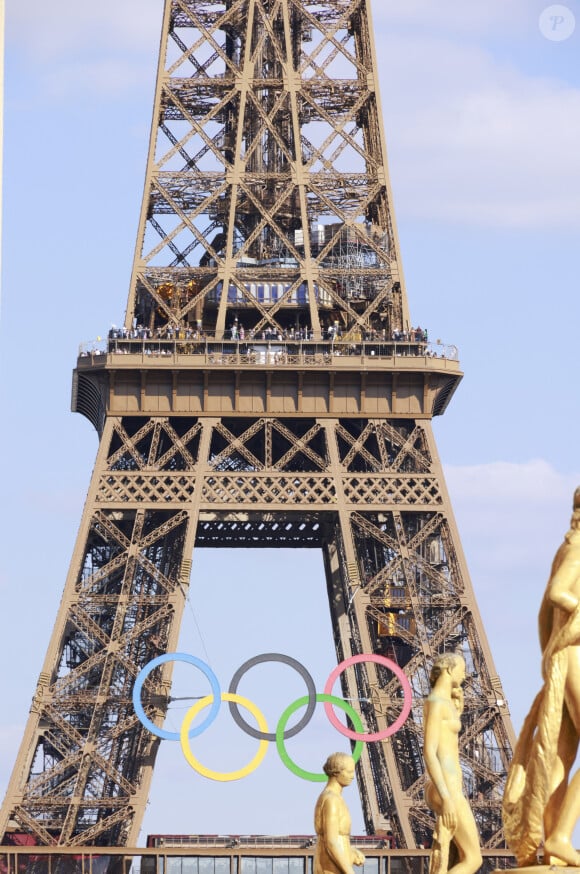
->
[[493, 865, 580, 874]]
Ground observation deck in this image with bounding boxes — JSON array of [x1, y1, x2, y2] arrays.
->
[[73, 337, 462, 435]]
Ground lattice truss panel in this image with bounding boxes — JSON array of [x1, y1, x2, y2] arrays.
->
[[96, 416, 442, 508], [6, 507, 188, 846], [128, 0, 406, 341], [1, 415, 513, 848], [329, 510, 513, 849]]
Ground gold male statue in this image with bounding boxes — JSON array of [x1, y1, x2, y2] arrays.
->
[[423, 653, 482, 874], [314, 753, 366, 874], [504, 487, 580, 867]]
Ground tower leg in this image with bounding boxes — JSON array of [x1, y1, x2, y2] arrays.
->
[[0, 416, 216, 846]]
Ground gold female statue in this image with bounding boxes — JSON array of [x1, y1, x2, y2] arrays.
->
[[314, 753, 365, 874], [504, 488, 580, 867], [423, 653, 482, 874]]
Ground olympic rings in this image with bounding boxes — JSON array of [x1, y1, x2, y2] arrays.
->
[[276, 694, 364, 782], [323, 654, 412, 742], [181, 692, 269, 781], [132, 653, 221, 741], [132, 651, 413, 780], [228, 653, 316, 741]]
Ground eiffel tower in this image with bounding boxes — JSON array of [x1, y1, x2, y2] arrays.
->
[[0, 0, 515, 851]]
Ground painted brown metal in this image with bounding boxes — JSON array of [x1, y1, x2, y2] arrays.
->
[[0, 0, 515, 852]]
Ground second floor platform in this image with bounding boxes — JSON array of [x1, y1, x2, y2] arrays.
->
[[73, 337, 462, 434]]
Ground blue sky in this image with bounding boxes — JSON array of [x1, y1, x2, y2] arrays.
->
[[0, 0, 579, 844]]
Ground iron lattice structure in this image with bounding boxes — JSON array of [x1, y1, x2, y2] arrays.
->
[[1, 0, 515, 852]]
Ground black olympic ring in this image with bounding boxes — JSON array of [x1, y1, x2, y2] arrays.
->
[[228, 652, 317, 741]]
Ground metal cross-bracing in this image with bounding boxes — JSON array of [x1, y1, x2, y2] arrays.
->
[[1, 0, 516, 856], [0, 414, 514, 848], [126, 0, 407, 344]]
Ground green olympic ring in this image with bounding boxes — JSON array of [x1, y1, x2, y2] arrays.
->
[[276, 693, 364, 781]]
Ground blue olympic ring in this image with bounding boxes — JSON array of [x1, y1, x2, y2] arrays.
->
[[132, 652, 221, 741]]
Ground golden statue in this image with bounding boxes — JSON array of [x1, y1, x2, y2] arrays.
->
[[504, 487, 580, 867], [423, 653, 482, 874], [314, 753, 366, 874]]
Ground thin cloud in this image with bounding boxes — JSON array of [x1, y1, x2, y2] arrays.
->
[[446, 458, 578, 502], [7, 0, 161, 58], [43, 58, 155, 99], [371, 0, 534, 35], [445, 458, 578, 574], [443, 459, 579, 730], [7, 0, 161, 100], [377, 34, 580, 227]]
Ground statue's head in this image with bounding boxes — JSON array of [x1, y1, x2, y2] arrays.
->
[[429, 652, 465, 688], [323, 752, 354, 778], [571, 487, 580, 528]]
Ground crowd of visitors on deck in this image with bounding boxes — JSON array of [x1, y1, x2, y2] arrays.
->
[[105, 320, 429, 344], [79, 319, 453, 362]]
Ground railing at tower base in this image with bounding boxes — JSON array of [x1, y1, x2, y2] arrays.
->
[[0, 839, 517, 874]]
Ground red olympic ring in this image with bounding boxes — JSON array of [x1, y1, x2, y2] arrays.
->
[[323, 654, 412, 742]]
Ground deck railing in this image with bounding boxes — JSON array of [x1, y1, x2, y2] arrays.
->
[[77, 339, 459, 367], [0, 843, 516, 874]]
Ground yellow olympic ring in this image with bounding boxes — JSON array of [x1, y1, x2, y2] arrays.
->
[[180, 692, 269, 782]]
